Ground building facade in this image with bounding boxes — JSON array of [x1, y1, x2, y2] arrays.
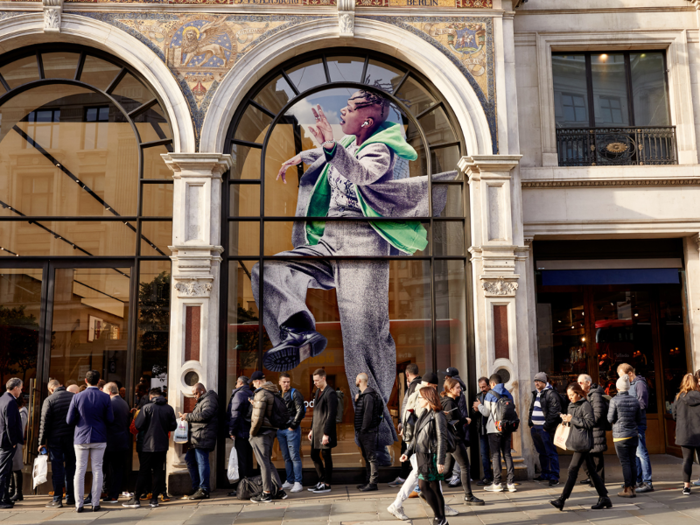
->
[[0, 0, 697, 489]]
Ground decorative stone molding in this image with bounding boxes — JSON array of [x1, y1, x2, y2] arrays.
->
[[522, 178, 700, 188], [695, 233, 700, 254], [482, 279, 519, 296], [338, 0, 355, 37], [43, 0, 63, 32], [174, 280, 213, 298]]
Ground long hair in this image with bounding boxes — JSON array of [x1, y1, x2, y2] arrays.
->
[[677, 373, 698, 400], [440, 377, 460, 398], [567, 383, 586, 400], [420, 386, 442, 412]]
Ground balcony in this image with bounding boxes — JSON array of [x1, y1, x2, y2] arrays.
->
[[556, 127, 677, 167]]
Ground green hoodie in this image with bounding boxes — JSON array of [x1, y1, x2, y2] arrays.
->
[[304, 122, 427, 255]]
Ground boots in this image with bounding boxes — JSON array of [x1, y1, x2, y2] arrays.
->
[[9, 471, 23, 502], [550, 498, 565, 511], [617, 486, 636, 498], [591, 496, 612, 509]]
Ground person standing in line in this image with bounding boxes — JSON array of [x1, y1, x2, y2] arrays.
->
[[577, 374, 608, 486], [528, 372, 562, 486], [392, 364, 421, 488], [443, 368, 469, 488], [618, 363, 653, 493], [67, 384, 80, 394], [475, 374, 516, 493], [0, 379, 23, 509], [278, 373, 305, 494], [7, 395, 28, 502], [473, 377, 493, 486], [308, 368, 337, 495], [440, 378, 484, 506], [608, 375, 641, 498], [400, 387, 450, 525], [355, 373, 381, 492], [225, 375, 254, 497], [180, 383, 219, 500], [38, 379, 76, 508], [249, 371, 287, 503], [102, 382, 130, 504], [122, 388, 177, 509], [66, 370, 114, 513], [549, 384, 611, 511], [672, 373, 700, 495]]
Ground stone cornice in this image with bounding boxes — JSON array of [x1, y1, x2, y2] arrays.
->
[[522, 178, 700, 188]]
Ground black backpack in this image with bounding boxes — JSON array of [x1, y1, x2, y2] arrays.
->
[[236, 475, 281, 500], [491, 391, 520, 433], [600, 394, 612, 431], [268, 392, 291, 429], [370, 391, 384, 429]]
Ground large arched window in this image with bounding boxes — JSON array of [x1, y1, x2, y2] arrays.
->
[[223, 49, 471, 468]]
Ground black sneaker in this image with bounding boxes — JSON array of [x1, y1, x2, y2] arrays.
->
[[262, 327, 328, 372], [122, 498, 141, 508], [683, 486, 691, 496], [549, 479, 560, 487], [580, 478, 592, 486], [274, 490, 289, 500], [312, 484, 331, 494], [465, 495, 485, 506], [92, 506, 101, 512], [75, 506, 83, 513], [188, 488, 210, 500], [359, 484, 378, 492], [476, 478, 493, 486], [150, 499, 159, 508], [251, 492, 273, 504], [103, 498, 119, 504], [46, 500, 63, 508], [65, 497, 76, 506], [533, 476, 547, 482]]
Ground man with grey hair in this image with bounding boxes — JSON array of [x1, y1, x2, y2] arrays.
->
[[226, 375, 254, 497], [0, 379, 23, 508], [103, 382, 130, 504], [577, 374, 608, 486]]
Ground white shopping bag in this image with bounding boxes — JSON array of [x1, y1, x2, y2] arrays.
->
[[32, 454, 48, 489], [227, 446, 239, 482], [173, 420, 188, 444]]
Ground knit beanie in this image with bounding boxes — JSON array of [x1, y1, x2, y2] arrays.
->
[[616, 376, 630, 392]]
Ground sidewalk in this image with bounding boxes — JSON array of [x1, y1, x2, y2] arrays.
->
[[2, 455, 698, 525]]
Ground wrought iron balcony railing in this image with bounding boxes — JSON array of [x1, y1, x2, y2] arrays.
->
[[556, 126, 677, 167]]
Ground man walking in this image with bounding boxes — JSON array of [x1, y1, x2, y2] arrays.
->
[[577, 374, 607, 485], [308, 368, 338, 495], [249, 371, 287, 503], [473, 377, 493, 486], [123, 388, 177, 509], [618, 364, 653, 492], [102, 382, 130, 504], [226, 375, 254, 496], [475, 374, 516, 493], [180, 383, 218, 500], [0, 379, 22, 509], [278, 373, 305, 494], [445, 367, 469, 487], [67, 370, 114, 513], [355, 373, 381, 492], [393, 364, 421, 488], [528, 372, 561, 486], [38, 379, 76, 508]]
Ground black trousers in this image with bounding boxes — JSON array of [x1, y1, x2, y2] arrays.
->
[[614, 437, 638, 488], [681, 446, 700, 483], [234, 437, 254, 482], [445, 439, 473, 496], [419, 479, 444, 520], [358, 431, 378, 485], [311, 446, 333, 486], [561, 451, 607, 500], [582, 452, 605, 483], [0, 448, 16, 503], [104, 449, 129, 500], [488, 432, 514, 485], [134, 451, 166, 499]]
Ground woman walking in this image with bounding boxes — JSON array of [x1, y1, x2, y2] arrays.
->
[[608, 376, 642, 498], [440, 378, 484, 506], [400, 387, 450, 525], [672, 373, 700, 495], [550, 384, 611, 511]]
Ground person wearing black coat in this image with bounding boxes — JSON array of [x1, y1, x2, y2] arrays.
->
[[308, 369, 338, 494], [180, 384, 218, 500], [354, 374, 381, 492], [672, 373, 700, 495], [0, 379, 23, 509], [225, 376, 254, 496], [550, 384, 611, 511], [278, 373, 305, 493], [608, 376, 642, 498], [578, 375, 608, 485], [103, 382, 131, 503], [441, 378, 484, 506], [123, 388, 177, 509], [38, 379, 76, 508]]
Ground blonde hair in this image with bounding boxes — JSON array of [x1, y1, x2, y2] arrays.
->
[[676, 373, 698, 400]]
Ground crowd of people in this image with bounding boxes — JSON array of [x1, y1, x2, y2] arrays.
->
[[1, 363, 700, 525]]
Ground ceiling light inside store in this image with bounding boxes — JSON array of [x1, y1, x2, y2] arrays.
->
[[600, 54, 608, 61]]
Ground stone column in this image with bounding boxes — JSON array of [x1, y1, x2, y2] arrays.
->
[[460, 154, 537, 478], [161, 153, 233, 493]]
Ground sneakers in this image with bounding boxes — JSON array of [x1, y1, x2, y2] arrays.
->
[[274, 490, 289, 500], [444, 504, 459, 516], [282, 481, 294, 490], [484, 483, 504, 492], [464, 495, 485, 506], [549, 479, 560, 487], [359, 484, 378, 492], [251, 492, 273, 504], [103, 497, 119, 504], [507, 483, 517, 493], [262, 326, 328, 372], [122, 498, 141, 508], [308, 482, 322, 492], [46, 500, 63, 508], [533, 476, 547, 482], [636, 483, 654, 493], [149, 499, 159, 508], [388, 476, 405, 488], [693, 480, 700, 487], [476, 478, 493, 486], [188, 488, 210, 500], [312, 484, 331, 494], [291, 482, 304, 493], [448, 479, 462, 488], [683, 486, 691, 496], [387, 504, 409, 520]]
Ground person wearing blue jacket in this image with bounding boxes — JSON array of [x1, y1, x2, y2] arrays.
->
[[0, 379, 23, 509], [66, 370, 114, 513]]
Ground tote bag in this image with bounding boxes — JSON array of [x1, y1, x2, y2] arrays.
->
[[553, 423, 570, 451], [173, 419, 189, 444]]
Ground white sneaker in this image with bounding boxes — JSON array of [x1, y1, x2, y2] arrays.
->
[[387, 504, 409, 521], [291, 482, 303, 493], [507, 483, 517, 493], [444, 504, 459, 516], [388, 476, 405, 488], [485, 483, 504, 492], [282, 481, 293, 490]]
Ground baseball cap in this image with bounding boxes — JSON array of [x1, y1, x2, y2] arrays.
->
[[250, 371, 265, 381], [422, 372, 438, 385], [445, 367, 459, 378]]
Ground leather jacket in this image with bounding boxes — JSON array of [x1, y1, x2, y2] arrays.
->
[[406, 410, 448, 466]]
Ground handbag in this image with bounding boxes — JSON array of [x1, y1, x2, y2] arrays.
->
[[173, 419, 188, 444], [227, 445, 239, 482], [553, 423, 570, 450]]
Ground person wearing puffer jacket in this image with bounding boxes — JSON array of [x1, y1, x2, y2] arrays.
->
[[550, 384, 611, 511], [672, 373, 700, 495], [608, 376, 642, 498], [578, 375, 608, 485]]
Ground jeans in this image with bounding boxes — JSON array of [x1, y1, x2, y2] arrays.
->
[[488, 432, 514, 485], [48, 437, 76, 502], [104, 449, 128, 500], [531, 426, 560, 480], [0, 447, 15, 503], [250, 431, 282, 494], [277, 427, 302, 484], [393, 454, 418, 508], [233, 436, 253, 482], [134, 451, 166, 500], [479, 433, 493, 480], [74, 442, 107, 509], [358, 431, 378, 485], [561, 451, 607, 500], [185, 448, 211, 493], [582, 452, 605, 484], [635, 430, 652, 484], [310, 445, 333, 486], [399, 441, 411, 479], [614, 436, 639, 488]]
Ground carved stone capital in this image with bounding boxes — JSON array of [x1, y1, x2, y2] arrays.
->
[[458, 155, 522, 183], [42, 0, 63, 33], [338, 0, 355, 37], [174, 279, 213, 298], [161, 153, 233, 180], [482, 279, 519, 297]]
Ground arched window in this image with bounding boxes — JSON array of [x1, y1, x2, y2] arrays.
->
[[223, 49, 471, 468]]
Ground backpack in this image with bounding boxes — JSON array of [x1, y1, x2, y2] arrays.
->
[[370, 391, 384, 429], [600, 394, 612, 431], [236, 475, 281, 500], [291, 388, 306, 418], [490, 391, 520, 433], [268, 392, 291, 429]]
